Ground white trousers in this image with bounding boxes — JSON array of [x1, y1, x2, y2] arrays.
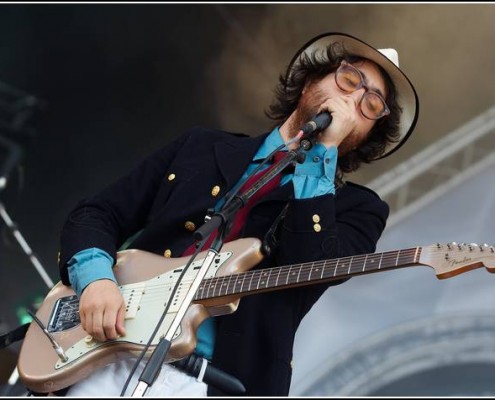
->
[[65, 358, 207, 397]]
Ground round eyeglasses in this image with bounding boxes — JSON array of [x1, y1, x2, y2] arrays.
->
[[335, 60, 390, 120]]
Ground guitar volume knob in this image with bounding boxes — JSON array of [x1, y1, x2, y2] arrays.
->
[[84, 335, 96, 347]]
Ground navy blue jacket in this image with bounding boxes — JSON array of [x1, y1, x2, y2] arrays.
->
[[59, 127, 389, 396]]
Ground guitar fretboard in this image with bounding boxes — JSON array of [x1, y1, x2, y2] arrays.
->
[[195, 247, 421, 300]]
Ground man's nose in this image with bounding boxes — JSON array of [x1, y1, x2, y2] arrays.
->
[[349, 86, 366, 105]]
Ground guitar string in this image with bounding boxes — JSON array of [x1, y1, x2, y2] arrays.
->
[[116, 249, 418, 296], [114, 246, 493, 300], [63, 246, 493, 320], [117, 246, 492, 297], [66, 249, 419, 311]]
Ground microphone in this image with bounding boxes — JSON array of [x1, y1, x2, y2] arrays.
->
[[299, 111, 332, 136]]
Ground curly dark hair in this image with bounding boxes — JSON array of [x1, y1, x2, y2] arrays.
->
[[266, 42, 402, 183]]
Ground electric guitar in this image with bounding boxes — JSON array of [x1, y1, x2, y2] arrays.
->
[[17, 237, 495, 393]]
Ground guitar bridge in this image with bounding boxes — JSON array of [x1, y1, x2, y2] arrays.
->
[[48, 295, 81, 333]]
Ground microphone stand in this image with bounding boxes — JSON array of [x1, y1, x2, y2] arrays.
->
[[131, 129, 319, 396], [130, 231, 224, 397], [0, 135, 54, 396], [0, 135, 54, 289]]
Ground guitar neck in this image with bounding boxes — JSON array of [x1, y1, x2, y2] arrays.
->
[[195, 247, 422, 300]]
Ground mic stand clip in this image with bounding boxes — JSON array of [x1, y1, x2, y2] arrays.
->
[[299, 127, 320, 152]]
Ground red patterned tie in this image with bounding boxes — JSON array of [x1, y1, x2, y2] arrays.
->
[[182, 151, 286, 256]]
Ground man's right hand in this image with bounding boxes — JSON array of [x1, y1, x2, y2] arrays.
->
[[79, 279, 126, 342]]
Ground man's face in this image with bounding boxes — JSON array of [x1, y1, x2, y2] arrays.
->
[[294, 60, 388, 156]]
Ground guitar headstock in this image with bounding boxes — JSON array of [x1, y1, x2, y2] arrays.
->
[[420, 242, 495, 279]]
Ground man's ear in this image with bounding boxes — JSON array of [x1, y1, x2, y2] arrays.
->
[[301, 80, 309, 95], [302, 77, 315, 95]]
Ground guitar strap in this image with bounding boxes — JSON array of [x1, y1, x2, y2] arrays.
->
[[0, 322, 29, 350], [262, 203, 289, 256]]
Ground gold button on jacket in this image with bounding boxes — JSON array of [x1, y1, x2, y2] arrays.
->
[[211, 185, 221, 197], [184, 221, 196, 231]]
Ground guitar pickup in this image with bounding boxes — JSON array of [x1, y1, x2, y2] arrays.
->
[[122, 282, 145, 319]]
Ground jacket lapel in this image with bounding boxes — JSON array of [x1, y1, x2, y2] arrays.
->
[[214, 132, 269, 188], [214, 131, 294, 205]]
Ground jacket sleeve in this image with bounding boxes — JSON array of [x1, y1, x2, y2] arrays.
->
[[58, 130, 194, 285]]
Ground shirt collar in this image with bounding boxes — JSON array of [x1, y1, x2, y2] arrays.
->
[[252, 126, 286, 162]]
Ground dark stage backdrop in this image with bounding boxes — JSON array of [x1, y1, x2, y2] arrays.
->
[[0, 4, 269, 335]]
